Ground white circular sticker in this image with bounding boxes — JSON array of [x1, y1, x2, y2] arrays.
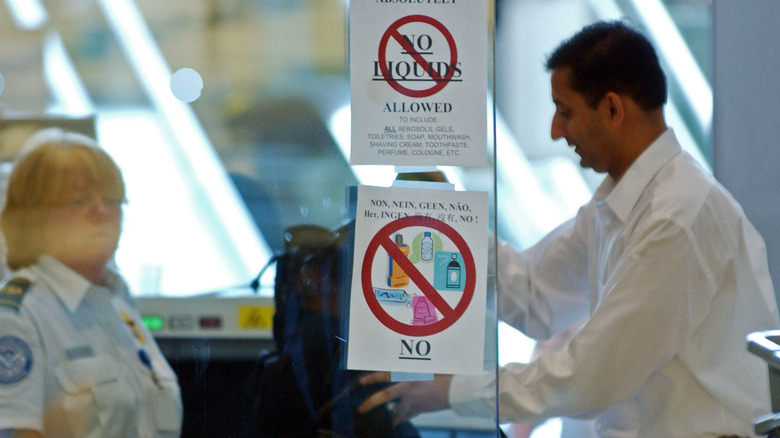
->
[[170, 68, 203, 103]]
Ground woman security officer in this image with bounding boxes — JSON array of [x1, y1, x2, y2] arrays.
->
[[0, 129, 182, 438]]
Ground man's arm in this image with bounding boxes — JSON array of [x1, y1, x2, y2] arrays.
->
[[496, 217, 590, 341], [484, 219, 711, 423]]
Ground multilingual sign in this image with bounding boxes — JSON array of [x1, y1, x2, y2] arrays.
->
[[347, 185, 488, 374], [349, 0, 488, 166]]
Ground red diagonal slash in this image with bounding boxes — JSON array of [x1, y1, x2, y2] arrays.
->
[[377, 15, 458, 98]]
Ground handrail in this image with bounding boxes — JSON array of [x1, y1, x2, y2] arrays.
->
[[747, 330, 780, 435], [747, 330, 780, 370]]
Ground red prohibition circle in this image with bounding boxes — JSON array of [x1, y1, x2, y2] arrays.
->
[[361, 215, 475, 337], [377, 15, 458, 98]]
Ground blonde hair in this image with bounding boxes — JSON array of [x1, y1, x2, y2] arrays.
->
[[1, 129, 126, 269]]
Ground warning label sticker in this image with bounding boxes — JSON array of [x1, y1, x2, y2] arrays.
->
[[347, 185, 488, 374], [349, 0, 488, 166]]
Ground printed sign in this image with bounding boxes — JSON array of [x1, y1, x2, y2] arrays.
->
[[350, 0, 488, 166], [347, 185, 488, 374]]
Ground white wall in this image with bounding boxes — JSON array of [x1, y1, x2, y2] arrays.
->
[[712, 0, 780, 305]]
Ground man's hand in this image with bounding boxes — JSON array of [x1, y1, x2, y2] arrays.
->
[[357, 372, 454, 427]]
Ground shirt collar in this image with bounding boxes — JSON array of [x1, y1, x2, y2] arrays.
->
[[594, 128, 681, 222], [29, 255, 91, 313], [31, 255, 123, 313]]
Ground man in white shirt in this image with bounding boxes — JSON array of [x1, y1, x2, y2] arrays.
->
[[358, 20, 780, 437]]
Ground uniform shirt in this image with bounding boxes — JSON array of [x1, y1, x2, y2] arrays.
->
[[449, 129, 780, 437], [0, 255, 182, 438]]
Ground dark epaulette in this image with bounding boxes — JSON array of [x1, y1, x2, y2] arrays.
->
[[0, 277, 32, 312]]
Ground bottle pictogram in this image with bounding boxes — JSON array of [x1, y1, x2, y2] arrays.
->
[[387, 233, 410, 287], [420, 231, 434, 262]]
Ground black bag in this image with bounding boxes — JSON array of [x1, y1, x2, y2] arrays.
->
[[252, 222, 420, 438]]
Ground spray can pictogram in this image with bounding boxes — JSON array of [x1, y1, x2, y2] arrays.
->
[[446, 253, 461, 289]]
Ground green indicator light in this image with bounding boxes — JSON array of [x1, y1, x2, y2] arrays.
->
[[141, 315, 164, 331]]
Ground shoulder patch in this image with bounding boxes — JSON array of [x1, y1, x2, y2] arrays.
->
[[0, 277, 32, 312], [0, 336, 33, 384]]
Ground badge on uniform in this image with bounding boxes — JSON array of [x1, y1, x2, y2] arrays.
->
[[0, 336, 33, 385], [0, 277, 32, 312]]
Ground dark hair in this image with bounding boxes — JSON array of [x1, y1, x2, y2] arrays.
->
[[545, 20, 667, 110]]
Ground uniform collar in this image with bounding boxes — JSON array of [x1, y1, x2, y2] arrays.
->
[[593, 128, 681, 222], [31, 255, 120, 314]]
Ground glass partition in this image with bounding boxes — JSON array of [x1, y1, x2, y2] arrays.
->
[[0, 0, 501, 436]]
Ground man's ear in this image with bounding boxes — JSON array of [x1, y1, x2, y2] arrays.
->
[[602, 91, 625, 127]]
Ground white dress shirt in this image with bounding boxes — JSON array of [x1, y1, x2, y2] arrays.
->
[[450, 129, 780, 437], [0, 255, 182, 438]]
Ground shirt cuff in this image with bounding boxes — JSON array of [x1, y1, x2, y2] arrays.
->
[[448, 371, 497, 418]]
